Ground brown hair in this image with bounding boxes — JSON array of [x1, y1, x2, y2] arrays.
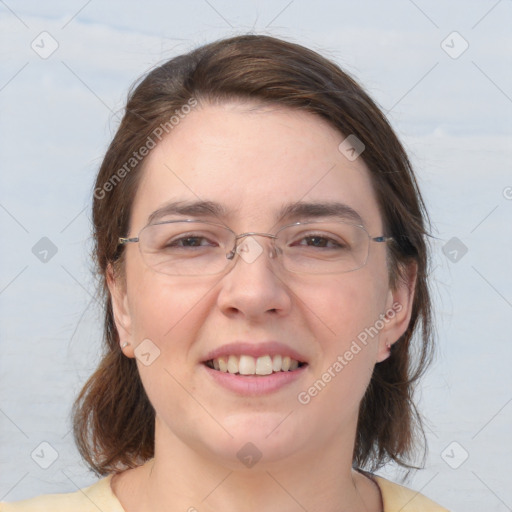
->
[[73, 34, 434, 476]]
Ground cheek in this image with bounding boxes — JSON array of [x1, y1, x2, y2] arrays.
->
[[295, 271, 387, 405], [297, 284, 380, 422], [302, 269, 388, 349], [125, 272, 219, 425], [125, 263, 216, 356]]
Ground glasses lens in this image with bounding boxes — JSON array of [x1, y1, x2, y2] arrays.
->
[[277, 221, 369, 274], [138, 221, 234, 276]]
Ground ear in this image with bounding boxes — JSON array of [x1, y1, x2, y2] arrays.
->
[[376, 261, 417, 363], [106, 263, 135, 358]]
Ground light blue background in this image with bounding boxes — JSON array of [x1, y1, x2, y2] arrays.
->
[[1, 2, 511, 510]]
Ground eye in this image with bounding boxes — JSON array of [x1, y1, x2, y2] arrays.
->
[[157, 231, 221, 250], [172, 236, 206, 247], [289, 232, 349, 250], [292, 233, 347, 249], [165, 234, 218, 248]]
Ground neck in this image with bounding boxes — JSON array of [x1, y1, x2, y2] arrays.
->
[[114, 418, 379, 512]]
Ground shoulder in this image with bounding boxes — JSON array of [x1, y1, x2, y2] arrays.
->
[[0, 472, 449, 512], [0, 474, 125, 512], [374, 475, 450, 512]]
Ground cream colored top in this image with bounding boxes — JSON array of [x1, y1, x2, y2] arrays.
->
[[1, 472, 449, 511]]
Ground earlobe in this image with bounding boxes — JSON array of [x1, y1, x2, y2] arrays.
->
[[377, 261, 418, 363], [106, 263, 135, 358]]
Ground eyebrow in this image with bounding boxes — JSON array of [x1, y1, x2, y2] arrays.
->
[[147, 200, 230, 225], [146, 200, 364, 226]]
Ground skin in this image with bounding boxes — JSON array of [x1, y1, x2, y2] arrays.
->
[[108, 101, 416, 512]]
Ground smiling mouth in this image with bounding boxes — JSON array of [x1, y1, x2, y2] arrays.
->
[[204, 354, 307, 376]]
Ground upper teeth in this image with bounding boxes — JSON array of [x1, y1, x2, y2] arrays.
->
[[208, 355, 301, 375]]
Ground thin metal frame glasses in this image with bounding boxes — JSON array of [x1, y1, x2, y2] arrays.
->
[[118, 219, 393, 276]]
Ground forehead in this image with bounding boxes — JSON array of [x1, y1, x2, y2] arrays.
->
[[130, 101, 382, 232]]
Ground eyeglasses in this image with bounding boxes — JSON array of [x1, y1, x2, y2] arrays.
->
[[118, 219, 393, 276]]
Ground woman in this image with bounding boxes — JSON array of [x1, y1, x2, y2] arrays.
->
[[1, 35, 449, 511]]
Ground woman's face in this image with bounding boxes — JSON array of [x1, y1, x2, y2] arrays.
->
[[109, 101, 414, 469]]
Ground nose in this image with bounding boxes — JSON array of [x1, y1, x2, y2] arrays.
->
[[216, 234, 292, 321]]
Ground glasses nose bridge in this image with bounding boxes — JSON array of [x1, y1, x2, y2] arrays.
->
[[235, 231, 278, 242], [226, 231, 279, 261]]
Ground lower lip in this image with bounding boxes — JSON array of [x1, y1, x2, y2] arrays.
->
[[202, 364, 307, 396]]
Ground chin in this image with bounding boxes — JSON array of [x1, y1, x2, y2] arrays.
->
[[200, 412, 310, 469]]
